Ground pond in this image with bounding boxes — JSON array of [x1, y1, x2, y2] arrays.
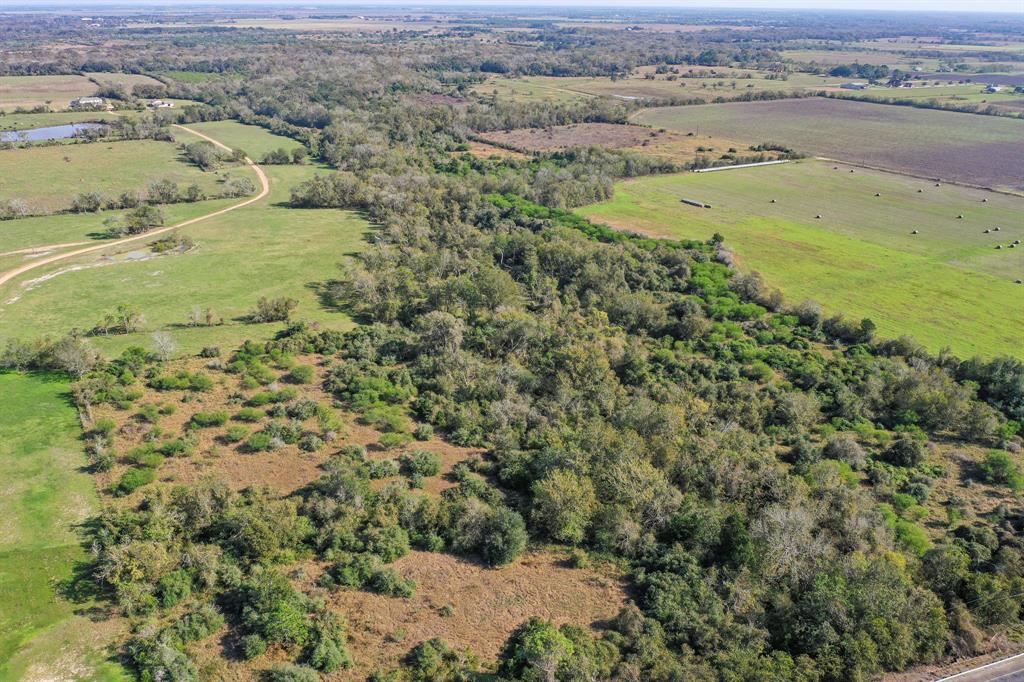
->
[[0, 122, 107, 143]]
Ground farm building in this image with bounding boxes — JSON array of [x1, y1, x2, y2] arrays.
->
[[985, 84, 1005, 93], [840, 83, 868, 90], [148, 99, 175, 108], [69, 96, 105, 109]]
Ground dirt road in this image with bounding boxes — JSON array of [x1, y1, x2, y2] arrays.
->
[[0, 124, 270, 291]]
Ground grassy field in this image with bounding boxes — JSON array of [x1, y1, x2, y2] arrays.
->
[[578, 160, 1023, 358], [82, 72, 164, 89], [635, 98, 1024, 192], [473, 69, 830, 104], [0, 75, 98, 112], [0, 372, 129, 681], [0, 123, 369, 357], [176, 119, 305, 159], [0, 138, 231, 213]]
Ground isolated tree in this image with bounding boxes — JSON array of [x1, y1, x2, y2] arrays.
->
[[152, 331, 177, 361], [148, 178, 180, 205], [181, 141, 223, 170], [124, 205, 164, 234], [71, 191, 104, 213], [249, 297, 297, 323]]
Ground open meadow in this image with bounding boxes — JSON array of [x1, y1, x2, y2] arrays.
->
[[578, 159, 1024, 358], [0, 74, 98, 112], [0, 122, 369, 357], [0, 372, 129, 681], [635, 97, 1024, 192], [0, 138, 232, 214]]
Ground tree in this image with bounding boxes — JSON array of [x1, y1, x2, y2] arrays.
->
[[147, 178, 179, 204], [885, 435, 925, 468], [499, 618, 575, 682], [531, 469, 597, 544], [70, 191, 103, 213], [53, 334, 101, 378], [249, 297, 298, 323], [152, 332, 177, 361], [124, 205, 164, 234], [181, 141, 223, 170]]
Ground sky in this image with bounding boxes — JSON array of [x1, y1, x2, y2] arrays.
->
[[8, 0, 1023, 12]]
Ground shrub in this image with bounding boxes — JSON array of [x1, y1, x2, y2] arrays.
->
[[379, 432, 413, 450], [978, 450, 1023, 490], [299, 434, 324, 452], [367, 459, 399, 479], [223, 425, 250, 443], [368, 568, 416, 598], [413, 423, 434, 441], [235, 407, 264, 422], [286, 399, 319, 420], [92, 418, 118, 437], [885, 435, 925, 468], [170, 604, 224, 644], [157, 570, 192, 608], [824, 434, 868, 469], [190, 410, 229, 427], [159, 438, 194, 457], [401, 450, 442, 478], [114, 467, 156, 495], [249, 297, 298, 323], [240, 634, 267, 659], [246, 433, 274, 452], [288, 365, 315, 384], [308, 637, 352, 673]]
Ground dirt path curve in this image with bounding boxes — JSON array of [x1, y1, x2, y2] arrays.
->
[[0, 124, 270, 291]]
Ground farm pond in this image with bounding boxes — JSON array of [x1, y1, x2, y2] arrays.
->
[[0, 122, 106, 142]]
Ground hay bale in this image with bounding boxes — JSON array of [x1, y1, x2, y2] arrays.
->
[[815, 214, 822, 219], [911, 230, 919, 234], [984, 229, 991, 234], [994, 227, 1001, 231], [996, 245, 1003, 250], [957, 215, 963, 219], [770, 199, 776, 203], [833, 166, 838, 170], [1016, 279, 1023, 284], [849, 170, 855, 173], [917, 189, 923, 193], [874, 193, 881, 197], [1014, 240, 1021, 245], [935, 183, 941, 187], [981, 198, 988, 202]]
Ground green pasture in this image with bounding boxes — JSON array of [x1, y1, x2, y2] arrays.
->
[[174, 119, 305, 159], [0, 138, 230, 214], [0, 372, 129, 681], [577, 160, 1023, 358], [1, 124, 369, 357]]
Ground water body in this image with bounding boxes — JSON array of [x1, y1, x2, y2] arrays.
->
[[0, 122, 106, 143]]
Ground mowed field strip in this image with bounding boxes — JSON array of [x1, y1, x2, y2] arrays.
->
[[0, 121, 370, 356], [578, 160, 1024, 358], [635, 97, 1024, 192]]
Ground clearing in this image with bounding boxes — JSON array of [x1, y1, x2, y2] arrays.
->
[[635, 97, 1024, 192], [0, 74, 98, 112], [0, 138, 232, 214], [0, 123, 369, 356], [0, 372, 129, 681], [578, 159, 1024, 358]]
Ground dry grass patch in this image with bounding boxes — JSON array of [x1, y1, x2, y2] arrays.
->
[[327, 549, 628, 677]]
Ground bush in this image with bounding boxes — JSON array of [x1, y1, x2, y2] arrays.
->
[[190, 410, 229, 427], [401, 450, 442, 478], [286, 399, 319, 420], [824, 434, 868, 468], [308, 637, 352, 673], [170, 604, 224, 644], [288, 364, 315, 384], [368, 568, 416, 598], [157, 570, 192, 608], [978, 450, 1023, 490], [379, 432, 413, 450], [159, 438, 194, 457], [235, 407, 264, 422], [249, 297, 298, 323], [367, 459, 399, 479], [114, 466, 156, 495], [246, 433, 274, 452], [240, 633, 267, 659], [299, 434, 324, 452], [414, 423, 434, 441], [223, 425, 250, 443], [885, 435, 925, 468]]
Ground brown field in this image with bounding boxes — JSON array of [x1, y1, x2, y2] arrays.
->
[[475, 122, 781, 166], [0, 74, 97, 112], [637, 97, 1024, 191], [461, 141, 531, 160]]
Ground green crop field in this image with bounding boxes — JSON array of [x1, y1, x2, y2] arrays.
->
[[0, 124, 370, 357], [578, 160, 1024, 358], [0, 372, 129, 681], [0, 75, 98, 112], [0, 138, 232, 214], [635, 98, 1024, 192]]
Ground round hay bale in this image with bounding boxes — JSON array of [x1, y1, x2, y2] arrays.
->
[[917, 189, 923, 193], [770, 199, 776, 203], [1011, 243, 1017, 249], [849, 169, 855, 173], [874, 193, 881, 197], [982, 198, 988, 202], [984, 229, 991, 234], [911, 230, 919, 234], [1016, 279, 1023, 284], [994, 227, 1001, 231], [996, 245, 1003, 250], [935, 183, 941, 187], [815, 214, 822, 219], [1014, 239, 1021, 245], [957, 215, 963, 219]]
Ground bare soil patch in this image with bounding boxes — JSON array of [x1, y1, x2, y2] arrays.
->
[[477, 122, 666, 152]]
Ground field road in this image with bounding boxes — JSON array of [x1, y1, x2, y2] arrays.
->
[[936, 653, 1024, 682], [0, 124, 270, 291]]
